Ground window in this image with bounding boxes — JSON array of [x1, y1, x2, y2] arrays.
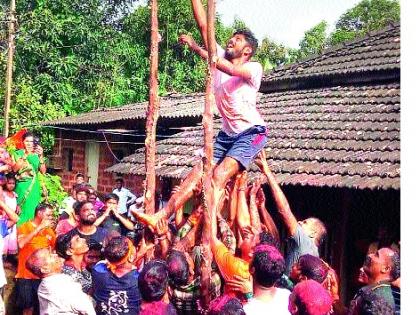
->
[[63, 148, 74, 171]]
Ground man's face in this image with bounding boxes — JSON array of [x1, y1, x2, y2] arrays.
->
[[298, 218, 317, 239], [78, 202, 96, 225], [116, 181, 123, 190], [70, 235, 89, 255], [76, 191, 88, 202], [39, 207, 54, 221], [106, 198, 118, 211], [41, 250, 64, 275], [5, 178, 16, 191], [88, 194, 97, 203], [224, 34, 251, 60], [240, 232, 260, 261], [84, 249, 102, 271], [361, 248, 393, 282], [75, 176, 84, 185], [290, 262, 303, 283]]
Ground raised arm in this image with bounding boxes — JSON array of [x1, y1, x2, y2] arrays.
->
[[249, 180, 262, 233], [179, 34, 256, 80], [191, 0, 208, 48], [236, 172, 251, 234], [255, 150, 298, 237]]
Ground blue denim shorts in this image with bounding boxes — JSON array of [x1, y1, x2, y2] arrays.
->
[[213, 125, 268, 169]]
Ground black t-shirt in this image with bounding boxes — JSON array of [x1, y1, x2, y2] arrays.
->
[[72, 227, 108, 248]]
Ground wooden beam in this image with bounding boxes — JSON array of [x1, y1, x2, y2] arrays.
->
[[200, 0, 216, 309], [144, 0, 160, 215], [3, 0, 16, 137]]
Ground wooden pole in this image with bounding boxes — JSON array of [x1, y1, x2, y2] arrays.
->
[[200, 0, 216, 309], [144, 0, 160, 215], [3, 0, 16, 137]]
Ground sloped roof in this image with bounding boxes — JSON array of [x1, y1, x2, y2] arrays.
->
[[106, 82, 400, 190], [261, 23, 400, 92], [43, 93, 207, 126]]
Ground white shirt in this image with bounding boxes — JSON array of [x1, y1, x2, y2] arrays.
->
[[214, 45, 265, 136], [112, 187, 136, 214], [38, 273, 95, 315], [243, 287, 291, 315]]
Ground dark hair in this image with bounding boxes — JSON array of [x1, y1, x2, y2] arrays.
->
[[22, 131, 35, 141], [74, 184, 90, 195], [167, 250, 189, 287], [116, 178, 123, 183], [55, 230, 78, 260], [233, 28, 258, 56], [34, 203, 52, 216], [258, 231, 280, 250], [360, 291, 394, 315], [390, 251, 400, 280], [208, 295, 245, 315], [298, 254, 329, 284], [73, 201, 92, 216], [251, 244, 285, 287], [104, 236, 129, 263], [138, 260, 169, 302], [104, 193, 119, 203], [75, 173, 84, 178]]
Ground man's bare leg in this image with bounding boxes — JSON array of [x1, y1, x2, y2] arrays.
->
[[212, 157, 241, 215], [132, 161, 203, 228]]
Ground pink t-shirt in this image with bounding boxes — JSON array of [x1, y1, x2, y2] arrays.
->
[[214, 45, 265, 136]]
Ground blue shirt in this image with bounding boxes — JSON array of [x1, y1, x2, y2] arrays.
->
[[92, 262, 141, 315]]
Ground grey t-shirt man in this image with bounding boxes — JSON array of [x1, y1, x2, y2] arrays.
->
[[285, 225, 319, 275]]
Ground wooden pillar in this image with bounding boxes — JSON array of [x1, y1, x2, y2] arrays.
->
[[3, 0, 16, 137], [144, 0, 160, 215], [200, 0, 216, 309]]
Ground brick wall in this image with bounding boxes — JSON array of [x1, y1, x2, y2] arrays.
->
[[51, 139, 86, 193], [51, 136, 144, 196]]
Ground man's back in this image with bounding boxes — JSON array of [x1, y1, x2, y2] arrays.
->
[[38, 273, 95, 315], [243, 287, 291, 315]]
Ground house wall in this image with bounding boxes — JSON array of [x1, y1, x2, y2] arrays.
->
[[49, 131, 142, 195]]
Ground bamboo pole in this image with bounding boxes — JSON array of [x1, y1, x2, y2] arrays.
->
[[200, 0, 216, 309], [3, 0, 16, 137], [144, 0, 160, 215]]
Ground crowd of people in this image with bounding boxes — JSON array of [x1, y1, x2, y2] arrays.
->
[[0, 132, 400, 314]]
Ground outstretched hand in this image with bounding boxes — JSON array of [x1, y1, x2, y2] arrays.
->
[[155, 217, 169, 237], [179, 34, 195, 48], [255, 150, 269, 172], [225, 275, 253, 295]]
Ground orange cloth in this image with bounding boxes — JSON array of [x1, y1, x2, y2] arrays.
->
[[16, 221, 56, 279], [214, 241, 250, 282]]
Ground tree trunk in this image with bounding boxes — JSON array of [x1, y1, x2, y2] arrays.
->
[[144, 0, 160, 215], [200, 0, 216, 309], [3, 0, 16, 137]]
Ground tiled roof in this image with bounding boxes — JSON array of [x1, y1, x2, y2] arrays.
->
[[106, 83, 400, 190], [44, 24, 399, 127], [261, 23, 400, 92], [43, 93, 208, 126]]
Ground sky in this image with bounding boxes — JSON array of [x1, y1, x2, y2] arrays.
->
[[216, 0, 361, 48], [133, 0, 362, 48]]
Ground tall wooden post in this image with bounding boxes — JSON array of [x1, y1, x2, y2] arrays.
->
[[3, 0, 16, 137], [200, 0, 216, 309], [144, 0, 160, 215]]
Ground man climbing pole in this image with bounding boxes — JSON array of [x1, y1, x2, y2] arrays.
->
[[179, 0, 267, 203], [133, 0, 267, 228]]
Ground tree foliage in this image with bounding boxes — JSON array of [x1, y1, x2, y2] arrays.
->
[[291, 20, 328, 63], [329, 0, 400, 45]]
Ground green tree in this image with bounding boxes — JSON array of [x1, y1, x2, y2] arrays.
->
[[329, 0, 400, 45], [289, 20, 328, 63], [255, 37, 287, 71]]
